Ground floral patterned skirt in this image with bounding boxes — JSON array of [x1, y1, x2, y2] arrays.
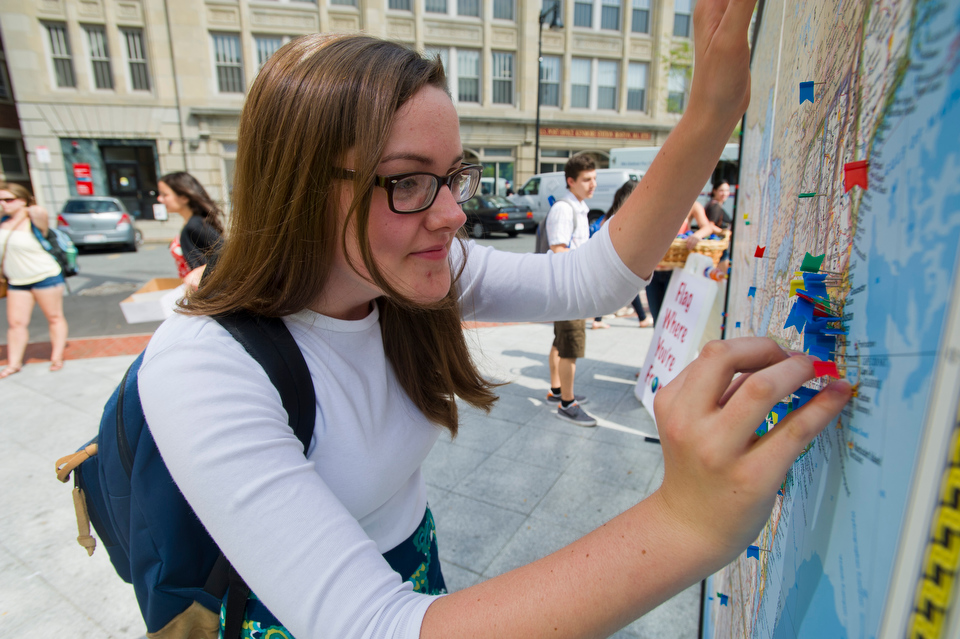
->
[[219, 506, 446, 638]]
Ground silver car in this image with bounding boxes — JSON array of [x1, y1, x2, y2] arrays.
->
[[58, 196, 142, 251]]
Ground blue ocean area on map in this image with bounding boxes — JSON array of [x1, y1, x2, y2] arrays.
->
[[705, 0, 960, 637], [773, 554, 846, 639]]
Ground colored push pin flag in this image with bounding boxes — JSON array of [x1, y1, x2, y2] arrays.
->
[[747, 545, 761, 560], [748, 286, 757, 297], [813, 361, 841, 378], [844, 160, 869, 193], [718, 593, 730, 606], [799, 81, 815, 104], [800, 252, 825, 273], [755, 245, 766, 258], [736, 321, 741, 328]]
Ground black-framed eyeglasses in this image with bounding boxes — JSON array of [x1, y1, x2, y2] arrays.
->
[[334, 164, 482, 214]]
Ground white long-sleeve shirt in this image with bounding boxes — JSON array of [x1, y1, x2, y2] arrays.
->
[[138, 224, 647, 639]]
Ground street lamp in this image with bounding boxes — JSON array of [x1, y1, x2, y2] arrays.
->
[[535, 2, 563, 175]]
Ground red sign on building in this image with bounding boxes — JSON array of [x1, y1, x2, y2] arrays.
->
[[73, 163, 92, 179]]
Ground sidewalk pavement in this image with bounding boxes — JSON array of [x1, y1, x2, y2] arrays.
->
[[0, 316, 701, 639]]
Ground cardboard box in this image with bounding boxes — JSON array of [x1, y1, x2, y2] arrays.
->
[[120, 278, 185, 324]]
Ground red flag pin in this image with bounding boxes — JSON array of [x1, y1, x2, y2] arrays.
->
[[755, 245, 766, 258], [812, 361, 840, 378], [844, 161, 869, 193]]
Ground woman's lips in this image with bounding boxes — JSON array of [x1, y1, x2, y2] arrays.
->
[[411, 244, 449, 260]]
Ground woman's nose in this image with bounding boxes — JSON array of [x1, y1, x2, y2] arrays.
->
[[426, 186, 466, 230]]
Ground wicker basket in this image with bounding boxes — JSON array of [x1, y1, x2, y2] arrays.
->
[[658, 231, 730, 269]]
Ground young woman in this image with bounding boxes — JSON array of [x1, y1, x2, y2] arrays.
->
[[156, 172, 224, 289], [598, 179, 654, 328], [138, 1, 852, 637], [0, 184, 68, 377], [704, 179, 732, 229]]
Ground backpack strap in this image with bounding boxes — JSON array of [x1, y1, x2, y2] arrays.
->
[[208, 312, 315, 639], [213, 312, 316, 450]]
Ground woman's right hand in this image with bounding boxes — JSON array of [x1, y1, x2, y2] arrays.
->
[[651, 338, 852, 562], [687, 0, 757, 130]]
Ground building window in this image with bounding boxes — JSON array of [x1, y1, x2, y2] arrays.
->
[[425, 0, 446, 12], [631, 0, 650, 33], [667, 65, 689, 113], [427, 47, 481, 103], [539, 55, 561, 107], [627, 61, 647, 111], [600, 0, 620, 30], [543, 0, 562, 20], [570, 58, 591, 108], [84, 25, 113, 90], [492, 52, 513, 105], [0, 139, 26, 178], [458, 0, 480, 16], [255, 36, 283, 69], [597, 60, 618, 109], [673, 0, 692, 37], [331, 0, 357, 6], [493, 0, 514, 20], [539, 149, 570, 174], [122, 29, 151, 91], [0, 63, 9, 100], [574, 0, 592, 27], [389, 0, 412, 9], [45, 23, 76, 88], [212, 33, 245, 93], [457, 49, 480, 103]]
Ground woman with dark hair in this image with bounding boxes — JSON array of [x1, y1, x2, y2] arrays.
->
[[135, 5, 850, 637], [704, 179, 731, 229], [0, 183, 68, 376], [594, 179, 653, 328], [156, 171, 224, 289]]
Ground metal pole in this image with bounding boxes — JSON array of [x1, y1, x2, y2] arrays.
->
[[534, 20, 544, 177]]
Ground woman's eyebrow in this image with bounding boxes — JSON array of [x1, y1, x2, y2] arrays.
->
[[379, 152, 465, 168]]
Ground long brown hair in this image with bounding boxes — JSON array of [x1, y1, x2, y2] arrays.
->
[[185, 34, 498, 434], [158, 171, 225, 234]]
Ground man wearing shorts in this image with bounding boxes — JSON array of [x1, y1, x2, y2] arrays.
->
[[546, 154, 597, 426]]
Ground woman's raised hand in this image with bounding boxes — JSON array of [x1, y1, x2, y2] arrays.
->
[[688, 0, 757, 130], [651, 338, 852, 564]]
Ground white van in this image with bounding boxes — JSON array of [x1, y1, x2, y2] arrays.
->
[[508, 168, 641, 226]]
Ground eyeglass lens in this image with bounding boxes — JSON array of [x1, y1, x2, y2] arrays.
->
[[389, 166, 480, 213]]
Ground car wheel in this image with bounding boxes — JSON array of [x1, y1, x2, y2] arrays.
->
[[470, 221, 486, 239], [134, 227, 144, 247]]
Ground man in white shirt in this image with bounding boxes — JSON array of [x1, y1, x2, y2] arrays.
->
[[545, 154, 597, 426]]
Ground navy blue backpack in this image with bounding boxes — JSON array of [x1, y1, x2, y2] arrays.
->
[[56, 313, 315, 639]]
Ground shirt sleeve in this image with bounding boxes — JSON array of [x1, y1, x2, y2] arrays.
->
[[139, 318, 439, 639], [455, 222, 650, 323], [544, 201, 575, 248]]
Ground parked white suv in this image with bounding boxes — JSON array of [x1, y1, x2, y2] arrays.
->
[[508, 168, 642, 227]]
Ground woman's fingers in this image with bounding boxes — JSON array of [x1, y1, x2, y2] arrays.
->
[[750, 380, 852, 479], [718, 354, 822, 438], [681, 338, 790, 414]]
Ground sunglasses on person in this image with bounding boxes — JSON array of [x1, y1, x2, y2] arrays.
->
[[335, 164, 482, 214]]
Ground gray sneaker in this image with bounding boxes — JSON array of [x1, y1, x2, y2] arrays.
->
[[546, 391, 588, 405], [556, 401, 597, 427]]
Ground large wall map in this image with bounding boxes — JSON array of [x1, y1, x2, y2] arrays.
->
[[703, 0, 960, 637]]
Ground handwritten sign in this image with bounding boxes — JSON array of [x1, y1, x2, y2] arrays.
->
[[636, 265, 718, 426]]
